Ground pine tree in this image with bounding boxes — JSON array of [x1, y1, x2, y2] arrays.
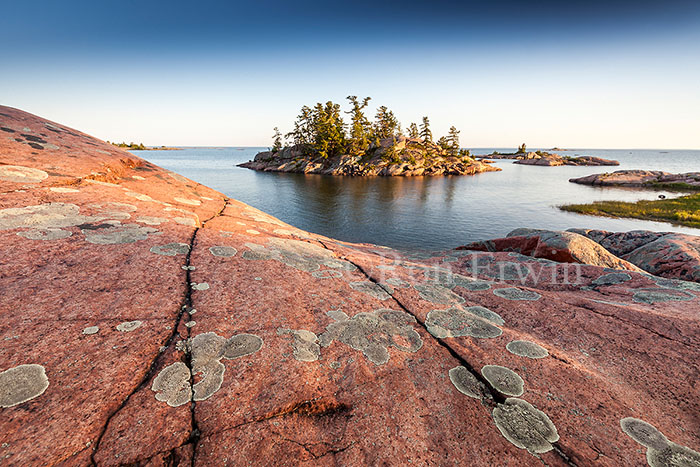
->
[[437, 136, 450, 150], [312, 101, 346, 159], [287, 106, 314, 146], [373, 105, 400, 140], [345, 96, 372, 155], [408, 123, 419, 138], [419, 117, 432, 143], [517, 143, 527, 154], [447, 126, 460, 156], [272, 127, 283, 152]]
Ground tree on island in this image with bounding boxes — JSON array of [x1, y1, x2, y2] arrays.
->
[[287, 106, 314, 146], [373, 106, 401, 140], [345, 96, 372, 156], [312, 102, 346, 159], [272, 127, 283, 152], [419, 117, 433, 143], [517, 143, 527, 154], [447, 126, 460, 156], [408, 123, 419, 138]]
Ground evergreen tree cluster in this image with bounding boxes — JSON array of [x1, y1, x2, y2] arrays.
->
[[274, 96, 468, 160]]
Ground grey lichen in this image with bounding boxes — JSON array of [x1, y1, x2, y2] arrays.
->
[[116, 320, 142, 332], [506, 340, 549, 359], [319, 308, 423, 365], [448, 366, 490, 400], [136, 216, 169, 226], [190, 332, 263, 401], [492, 398, 559, 454], [633, 289, 694, 304], [414, 283, 466, 305], [83, 223, 158, 245], [0, 165, 48, 183], [493, 287, 541, 301], [82, 326, 99, 335], [277, 328, 320, 362], [423, 269, 492, 291], [620, 417, 700, 467], [349, 281, 391, 300], [209, 246, 237, 257], [242, 238, 355, 273], [466, 305, 504, 326], [191, 282, 210, 291], [151, 362, 192, 407], [17, 228, 72, 240], [425, 306, 502, 339], [592, 272, 632, 286], [481, 365, 524, 396], [150, 242, 190, 256], [0, 364, 49, 408], [384, 277, 410, 288]]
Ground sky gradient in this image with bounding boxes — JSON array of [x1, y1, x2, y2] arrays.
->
[[2, 0, 699, 148]]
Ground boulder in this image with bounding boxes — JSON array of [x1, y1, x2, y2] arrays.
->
[[460, 229, 642, 272], [570, 170, 700, 189], [1, 106, 699, 466]]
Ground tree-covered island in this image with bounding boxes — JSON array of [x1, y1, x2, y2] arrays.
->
[[239, 96, 501, 176]]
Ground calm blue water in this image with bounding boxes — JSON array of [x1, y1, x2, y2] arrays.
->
[[136, 147, 700, 251]]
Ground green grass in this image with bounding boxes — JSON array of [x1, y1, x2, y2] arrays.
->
[[560, 193, 700, 228]]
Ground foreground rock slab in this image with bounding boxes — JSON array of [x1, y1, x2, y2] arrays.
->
[[1, 106, 699, 466], [570, 170, 700, 189]]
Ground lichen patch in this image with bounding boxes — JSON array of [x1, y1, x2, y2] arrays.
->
[[620, 417, 700, 466], [425, 306, 502, 339], [174, 197, 201, 206], [209, 246, 237, 257], [506, 340, 549, 359], [173, 217, 197, 227], [633, 289, 694, 304], [151, 362, 192, 407], [492, 398, 559, 454], [136, 216, 169, 226], [448, 366, 489, 400], [312, 269, 344, 279], [150, 242, 190, 256], [17, 228, 72, 240], [0, 364, 49, 408], [49, 187, 80, 193], [592, 272, 632, 286], [414, 283, 465, 305], [277, 328, 321, 362], [481, 365, 524, 396], [83, 223, 158, 244], [319, 308, 423, 365], [116, 320, 142, 332], [82, 326, 99, 335], [242, 238, 355, 273], [0, 165, 48, 183], [191, 282, 210, 291], [466, 305, 504, 326]]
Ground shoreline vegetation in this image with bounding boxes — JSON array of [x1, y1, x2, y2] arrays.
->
[[238, 96, 500, 176], [482, 145, 619, 166], [108, 141, 182, 151], [560, 193, 700, 228]]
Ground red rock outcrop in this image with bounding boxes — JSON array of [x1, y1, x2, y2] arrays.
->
[[1, 106, 699, 466], [570, 170, 700, 189]]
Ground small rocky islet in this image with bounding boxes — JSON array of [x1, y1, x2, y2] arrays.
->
[[1, 105, 699, 465]]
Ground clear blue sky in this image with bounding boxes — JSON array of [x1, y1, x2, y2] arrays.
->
[[1, 0, 699, 148]]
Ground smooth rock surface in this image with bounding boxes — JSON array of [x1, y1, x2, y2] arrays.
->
[[1, 106, 699, 466], [570, 170, 700, 189]]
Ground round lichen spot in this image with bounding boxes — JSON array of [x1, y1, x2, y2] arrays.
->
[[191, 282, 210, 291], [209, 246, 237, 257], [174, 197, 201, 206], [466, 306, 504, 326], [592, 272, 632, 286], [0, 165, 49, 183], [116, 320, 142, 332], [17, 228, 72, 240], [151, 362, 192, 407], [82, 326, 99, 335], [278, 328, 320, 362], [493, 287, 541, 301], [492, 398, 559, 454], [647, 443, 700, 467], [620, 418, 670, 451], [448, 366, 489, 400], [481, 365, 524, 396], [150, 242, 190, 256], [425, 306, 502, 339], [506, 340, 549, 359], [221, 333, 263, 359], [0, 364, 49, 408], [414, 283, 465, 305]]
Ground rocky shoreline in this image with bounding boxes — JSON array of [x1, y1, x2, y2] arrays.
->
[[1, 105, 699, 466], [239, 136, 501, 176], [481, 151, 619, 166], [570, 169, 700, 189]]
